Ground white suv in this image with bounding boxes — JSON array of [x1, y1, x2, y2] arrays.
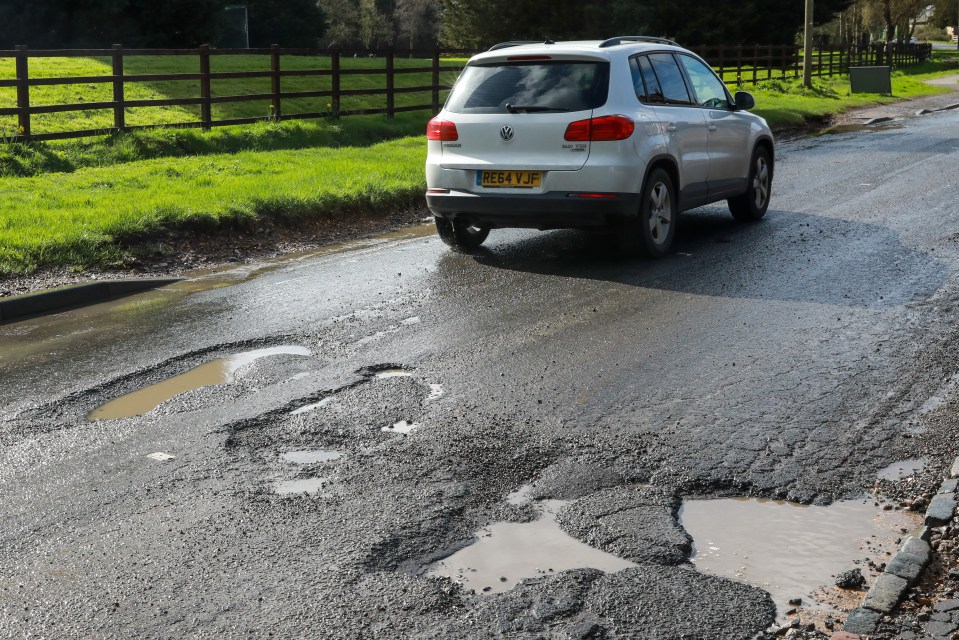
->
[[425, 36, 774, 256]]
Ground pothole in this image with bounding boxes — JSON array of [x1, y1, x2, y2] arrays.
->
[[281, 450, 343, 464], [289, 397, 335, 416], [814, 121, 905, 136], [383, 420, 419, 435], [274, 477, 328, 495], [88, 346, 311, 421], [680, 496, 921, 619], [374, 368, 412, 379], [876, 458, 928, 481], [427, 498, 636, 594]]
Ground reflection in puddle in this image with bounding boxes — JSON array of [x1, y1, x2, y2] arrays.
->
[[281, 450, 343, 464], [427, 500, 636, 594], [681, 497, 920, 618], [274, 477, 328, 495], [289, 397, 334, 416], [383, 420, 418, 434], [88, 346, 311, 421], [876, 458, 927, 481], [375, 369, 412, 379]]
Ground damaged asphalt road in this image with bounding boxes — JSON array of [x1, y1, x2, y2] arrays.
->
[[3, 109, 959, 639]]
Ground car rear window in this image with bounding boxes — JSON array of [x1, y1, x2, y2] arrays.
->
[[445, 61, 610, 114]]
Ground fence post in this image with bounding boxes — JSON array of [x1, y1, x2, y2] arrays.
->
[[199, 44, 212, 130], [431, 50, 440, 113], [751, 45, 758, 83], [112, 44, 125, 131], [331, 50, 340, 116], [14, 45, 30, 140], [718, 44, 726, 84], [271, 44, 281, 121], [386, 50, 395, 119]]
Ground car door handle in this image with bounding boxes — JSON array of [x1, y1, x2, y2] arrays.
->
[[708, 125, 718, 132]]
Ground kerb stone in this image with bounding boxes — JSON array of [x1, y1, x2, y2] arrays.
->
[[842, 608, 880, 634], [861, 573, 909, 613], [924, 495, 957, 527]]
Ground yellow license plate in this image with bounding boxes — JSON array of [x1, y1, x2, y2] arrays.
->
[[478, 170, 542, 188]]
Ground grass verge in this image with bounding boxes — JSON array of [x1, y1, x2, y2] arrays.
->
[[0, 136, 425, 275]]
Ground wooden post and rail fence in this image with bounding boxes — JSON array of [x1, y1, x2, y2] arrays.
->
[[0, 42, 934, 143]]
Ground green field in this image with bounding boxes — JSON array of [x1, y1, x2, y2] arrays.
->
[[0, 51, 956, 277], [0, 54, 464, 136]]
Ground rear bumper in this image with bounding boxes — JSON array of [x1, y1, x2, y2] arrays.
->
[[426, 190, 641, 230]]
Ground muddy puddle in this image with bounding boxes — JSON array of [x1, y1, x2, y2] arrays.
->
[[427, 498, 636, 594], [282, 450, 343, 464], [383, 420, 419, 435], [876, 458, 927, 481], [290, 397, 334, 416], [88, 346, 311, 421], [374, 368, 413, 379], [681, 496, 920, 618], [274, 477, 328, 495]]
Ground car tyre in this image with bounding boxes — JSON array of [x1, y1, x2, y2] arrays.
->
[[622, 168, 676, 258], [435, 216, 490, 251], [728, 146, 771, 221]]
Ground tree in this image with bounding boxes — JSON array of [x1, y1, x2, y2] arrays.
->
[[359, 0, 394, 48], [318, 0, 360, 47], [439, 0, 852, 49], [243, 0, 325, 47], [395, 0, 441, 49]]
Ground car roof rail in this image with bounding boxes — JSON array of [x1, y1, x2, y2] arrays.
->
[[488, 40, 545, 51], [599, 36, 680, 48]]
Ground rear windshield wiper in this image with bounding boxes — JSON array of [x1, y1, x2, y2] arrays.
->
[[505, 104, 571, 113]]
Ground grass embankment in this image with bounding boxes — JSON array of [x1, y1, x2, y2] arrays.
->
[[0, 52, 957, 277], [0, 129, 426, 274]]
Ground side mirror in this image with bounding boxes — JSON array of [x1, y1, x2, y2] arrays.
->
[[734, 91, 755, 111]]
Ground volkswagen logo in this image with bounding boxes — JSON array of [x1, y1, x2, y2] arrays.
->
[[499, 125, 514, 142]]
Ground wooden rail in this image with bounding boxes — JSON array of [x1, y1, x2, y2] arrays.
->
[[0, 45, 474, 142], [0, 42, 935, 143]]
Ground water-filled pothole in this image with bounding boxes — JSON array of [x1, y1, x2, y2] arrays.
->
[[427, 499, 636, 594], [274, 477, 328, 495], [375, 369, 412, 379], [680, 496, 920, 618], [383, 420, 419, 435], [876, 458, 927, 481], [814, 122, 905, 136], [281, 450, 343, 464], [88, 346, 311, 421], [289, 397, 334, 416]]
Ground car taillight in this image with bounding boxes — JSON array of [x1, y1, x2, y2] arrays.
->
[[564, 115, 635, 142], [427, 118, 458, 141]]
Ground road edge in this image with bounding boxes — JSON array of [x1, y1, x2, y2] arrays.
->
[[839, 457, 959, 637], [0, 278, 182, 324]]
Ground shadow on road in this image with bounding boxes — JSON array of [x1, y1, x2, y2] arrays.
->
[[449, 206, 947, 309]]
